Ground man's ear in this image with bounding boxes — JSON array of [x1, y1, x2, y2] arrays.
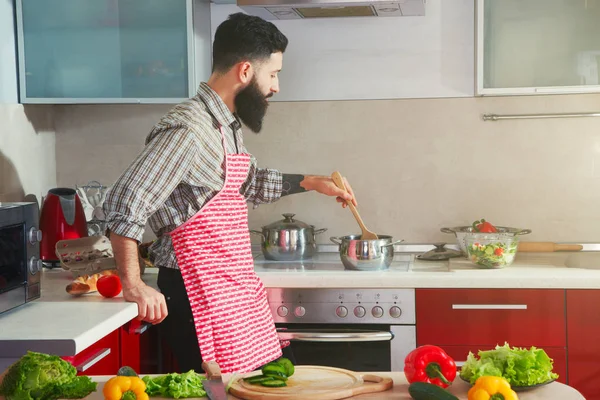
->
[[236, 61, 253, 84]]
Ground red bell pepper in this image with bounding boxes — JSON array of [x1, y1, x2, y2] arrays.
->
[[404, 345, 457, 388]]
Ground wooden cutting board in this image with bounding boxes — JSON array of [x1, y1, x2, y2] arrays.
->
[[518, 242, 583, 252], [228, 366, 393, 400]]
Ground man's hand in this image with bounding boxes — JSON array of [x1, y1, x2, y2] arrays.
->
[[301, 175, 358, 208], [123, 281, 168, 324]]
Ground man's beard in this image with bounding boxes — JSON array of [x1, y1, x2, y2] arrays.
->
[[234, 78, 272, 133]]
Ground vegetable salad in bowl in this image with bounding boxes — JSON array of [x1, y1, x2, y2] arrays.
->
[[464, 234, 519, 268]]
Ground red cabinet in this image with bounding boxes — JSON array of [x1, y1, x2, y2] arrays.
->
[[416, 289, 566, 348], [62, 330, 120, 376], [416, 289, 567, 383], [567, 289, 600, 400]]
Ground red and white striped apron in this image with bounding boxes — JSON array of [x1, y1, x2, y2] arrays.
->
[[168, 126, 282, 373]]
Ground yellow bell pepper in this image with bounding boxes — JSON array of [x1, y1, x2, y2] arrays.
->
[[103, 376, 149, 400], [467, 376, 519, 400]]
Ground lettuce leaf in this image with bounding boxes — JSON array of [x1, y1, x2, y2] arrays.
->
[[459, 343, 559, 387], [142, 370, 206, 399]]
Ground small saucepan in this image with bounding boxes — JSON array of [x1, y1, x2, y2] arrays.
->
[[330, 235, 404, 271]]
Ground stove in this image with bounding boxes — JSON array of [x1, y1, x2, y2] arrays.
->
[[253, 250, 414, 272]]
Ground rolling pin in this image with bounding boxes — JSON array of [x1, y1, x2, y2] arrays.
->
[[518, 242, 583, 252]]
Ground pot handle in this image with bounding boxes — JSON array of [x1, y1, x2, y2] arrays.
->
[[381, 239, 405, 249], [440, 227, 456, 234], [330, 236, 342, 246], [314, 228, 328, 235], [249, 230, 265, 239]]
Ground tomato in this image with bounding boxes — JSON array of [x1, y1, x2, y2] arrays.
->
[[97, 275, 122, 298], [494, 247, 504, 256]]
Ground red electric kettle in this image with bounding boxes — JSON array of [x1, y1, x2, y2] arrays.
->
[[39, 188, 88, 268]]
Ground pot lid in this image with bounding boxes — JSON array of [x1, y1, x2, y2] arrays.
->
[[263, 213, 313, 230], [417, 243, 463, 261]]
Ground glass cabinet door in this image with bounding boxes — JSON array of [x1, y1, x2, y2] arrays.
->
[[477, 0, 600, 95], [16, 0, 195, 103]]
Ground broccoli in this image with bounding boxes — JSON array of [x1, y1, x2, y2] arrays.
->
[[0, 351, 97, 400]]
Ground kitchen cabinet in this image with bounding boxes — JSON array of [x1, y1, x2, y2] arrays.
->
[[15, 0, 211, 104], [567, 289, 600, 400], [416, 289, 567, 383], [61, 330, 120, 376], [476, 0, 600, 96]]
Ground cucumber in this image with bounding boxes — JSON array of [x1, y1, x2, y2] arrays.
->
[[116, 366, 138, 377], [275, 358, 295, 377], [408, 382, 458, 400], [262, 364, 288, 381], [245, 375, 275, 384], [260, 379, 287, 388]]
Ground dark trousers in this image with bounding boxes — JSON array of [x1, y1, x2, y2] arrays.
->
[[157, 267, 295, 373]]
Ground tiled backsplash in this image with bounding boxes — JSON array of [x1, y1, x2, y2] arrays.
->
[[54, 93, 600, 243]]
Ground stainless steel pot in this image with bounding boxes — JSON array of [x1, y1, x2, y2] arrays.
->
[[330, 235, 404, 271], [250, 213, 327, 261]]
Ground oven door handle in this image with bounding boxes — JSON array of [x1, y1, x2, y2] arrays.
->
[[276, 329, 394, 342]]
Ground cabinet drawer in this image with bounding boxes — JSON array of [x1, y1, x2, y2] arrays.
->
[[62, 329, 120, 376], [416, 289, 566, 347], [432, 345, 567, 385]]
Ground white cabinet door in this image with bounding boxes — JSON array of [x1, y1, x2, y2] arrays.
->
[[477, 0, 600, 96], [16, 0, 206, 104]]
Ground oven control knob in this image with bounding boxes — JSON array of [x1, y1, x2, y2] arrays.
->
[[354, 306, 366, 318], [294, 306, 306, 318], [29, 257, 42, 275], [389, 306, 402, 318], [277, 306, 289, 317], [28, 228, 43, 244], [372, 306, 384, 318], [336, 306, 348, 318]]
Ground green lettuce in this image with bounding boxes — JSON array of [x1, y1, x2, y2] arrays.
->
[[0, 351, 97, 400], [459, 343, 559, 387], [142, 370, 206, 398]]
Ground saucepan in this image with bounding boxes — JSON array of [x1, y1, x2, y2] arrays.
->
[[250, 213, 327, 261], [330, 235, 404, 271]]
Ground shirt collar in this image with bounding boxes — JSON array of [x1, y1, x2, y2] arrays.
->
[[196, 82, 240, 130]]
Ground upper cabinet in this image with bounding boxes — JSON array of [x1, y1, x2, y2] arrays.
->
[[15, 0, 210, 104], [476, 0, 600, 96]]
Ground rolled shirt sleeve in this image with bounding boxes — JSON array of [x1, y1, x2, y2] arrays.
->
[[103, 126, 198, 242], [241, 154, 283, 205]]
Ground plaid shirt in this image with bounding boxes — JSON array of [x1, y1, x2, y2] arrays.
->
[[103, 83, 283, 269]]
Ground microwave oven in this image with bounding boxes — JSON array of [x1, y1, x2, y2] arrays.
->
[[0, 202, 43, 315]]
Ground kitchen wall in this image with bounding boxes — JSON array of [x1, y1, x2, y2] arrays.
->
[[0, 0, 56, 204], [54, 92, 600, 244], [51, 0, 600, 244]]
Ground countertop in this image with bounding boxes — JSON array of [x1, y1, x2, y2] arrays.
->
[[1, 250, 600, 363], [77, 373, 585, 399]]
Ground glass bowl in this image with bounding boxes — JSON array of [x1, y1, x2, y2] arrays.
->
[[464, 234, 520, 269]]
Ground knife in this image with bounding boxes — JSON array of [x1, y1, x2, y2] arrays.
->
[[202, 361, 228, 400]]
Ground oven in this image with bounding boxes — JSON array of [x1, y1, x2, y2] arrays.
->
[[0, 202, 43, 315], [267, 288, 416, 372]]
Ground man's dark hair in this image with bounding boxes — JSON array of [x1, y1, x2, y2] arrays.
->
[[212, 13, 288, 73]]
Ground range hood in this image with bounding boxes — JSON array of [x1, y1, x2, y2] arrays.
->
[[237, 0, 426, 20]]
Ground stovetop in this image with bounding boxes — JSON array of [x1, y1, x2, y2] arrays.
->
[[253, 252, 414, 272]]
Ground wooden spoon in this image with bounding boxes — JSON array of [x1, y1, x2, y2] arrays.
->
[[331, 171, 379, 240]]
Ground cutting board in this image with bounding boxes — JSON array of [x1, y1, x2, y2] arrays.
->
[[228, 366, 393, 400], [518, 242, 583, 252]]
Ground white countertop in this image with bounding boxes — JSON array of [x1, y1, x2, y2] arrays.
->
[[250, 251, 600, 289], [1, 250, 600, 366]]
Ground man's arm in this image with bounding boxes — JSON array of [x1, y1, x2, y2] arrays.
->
[[103, 126, 198, 323], [283, 174, 358, 207]]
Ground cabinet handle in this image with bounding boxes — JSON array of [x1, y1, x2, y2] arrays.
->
[[74, 348, 111, 372], [135, 322, 151, 334], [452, 304, 527, 310]]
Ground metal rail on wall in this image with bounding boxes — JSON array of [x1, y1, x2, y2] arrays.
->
[[482, 112, 600, 121]]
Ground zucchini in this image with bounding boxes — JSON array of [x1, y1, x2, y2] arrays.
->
[[260, 379, 287, 388], [116, 366, 138, 377], [408, 382, 458, 400], [275, 358, 295, 377]]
